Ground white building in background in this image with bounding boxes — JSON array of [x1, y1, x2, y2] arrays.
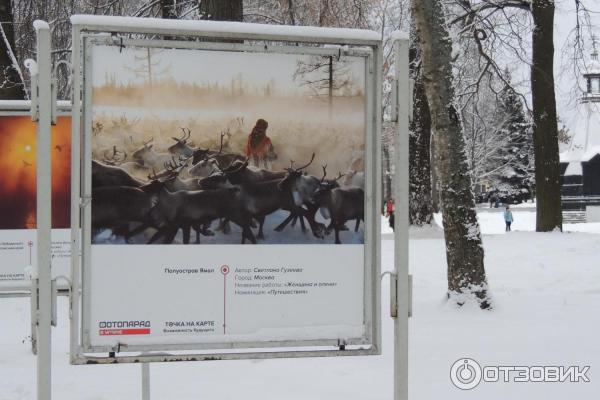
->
[[560, 46, 600, 210]]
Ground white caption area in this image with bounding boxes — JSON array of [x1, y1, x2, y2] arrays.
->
[[0, 229, 71, 282], [89, 244, 365, 347]]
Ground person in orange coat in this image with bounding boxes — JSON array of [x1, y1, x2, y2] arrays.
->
[[246, 119, 276, 168]]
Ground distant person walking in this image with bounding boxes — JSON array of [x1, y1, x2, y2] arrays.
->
[[504, 206, 513, 232], [386, 199, 395, 216]]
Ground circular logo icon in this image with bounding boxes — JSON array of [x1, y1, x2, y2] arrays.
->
[[220, 265, 230, 275], [450, 358, 482, 390]]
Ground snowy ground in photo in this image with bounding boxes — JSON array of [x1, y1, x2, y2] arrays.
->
[[92, 209, 364, 245], [1, 208, 600, 399]]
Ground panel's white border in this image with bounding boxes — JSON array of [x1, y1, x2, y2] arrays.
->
[[70, 20, 383, 364]]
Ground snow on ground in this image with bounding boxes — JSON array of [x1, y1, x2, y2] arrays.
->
[[435, 205, 600, 235], [2, 209, 600, 399]]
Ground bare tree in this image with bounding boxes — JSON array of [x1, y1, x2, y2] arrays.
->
[[411, 0, 489, 308], [449, 0, 563, 231], [0, 0, 26, 99]]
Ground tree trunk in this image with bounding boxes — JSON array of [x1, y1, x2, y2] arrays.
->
[[531, 0, 562, 231], [382, 127, 393, 202], [409, 29, 433, 225], [287, 0, 297, 25], [430, 135, 440, 213], [160, 0, 177, 19], [0, 0, 26, 100], [411, 0, 489, 308], [199, 0, 243, 21]]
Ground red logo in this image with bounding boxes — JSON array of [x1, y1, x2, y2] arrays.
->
[[99, 328, 151, 336]]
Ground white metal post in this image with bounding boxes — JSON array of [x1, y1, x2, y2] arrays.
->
[[34, 20, 53, 400], [393, 36, 410, 400], [69, 25, 82, 364], [142, 363, 151, 400], [31, 277, 38, 354]]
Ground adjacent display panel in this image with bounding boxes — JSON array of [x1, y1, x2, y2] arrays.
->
[[0, 111, 71, 286], [72, 20, 382, 362]]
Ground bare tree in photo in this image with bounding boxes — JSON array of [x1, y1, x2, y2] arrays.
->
[[128, 47, 171, 88], [293, 55, 354, 115], [411, 0, 490, 308]]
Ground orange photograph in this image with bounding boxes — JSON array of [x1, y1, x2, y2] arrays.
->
[[0, 115, 71, 229]]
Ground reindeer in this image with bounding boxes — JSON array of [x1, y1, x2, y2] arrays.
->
[[191, 131, 245, 167], [91, 179, 165, 241], [100, 145, 151, 178], [131, 137, 174, 170], [188, 156, 222, 178], [167, 128, 195, 158], [222, 158, 286, 184], [92, 160, 144, 188], [148, 186, 257, 244], [150, 159, 203, 192], [102, 146, 127, 166], [234, 154, 324, 240], [272, 156, 327, 236], [311, 169, 364, 244], [343, 170, 365, 189], [196, 157, 324, 238]]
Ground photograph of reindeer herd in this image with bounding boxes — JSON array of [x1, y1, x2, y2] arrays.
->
[[90, 44, 366, 245]]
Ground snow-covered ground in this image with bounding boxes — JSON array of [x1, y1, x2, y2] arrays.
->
[[2, 209, 599, 399]]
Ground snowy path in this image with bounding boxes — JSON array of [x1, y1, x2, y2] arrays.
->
[[2, 215, 600, 399]]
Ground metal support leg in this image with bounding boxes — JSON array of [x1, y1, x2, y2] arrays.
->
[[30, 277, 38, 355], [392, 35, 410, 400], [33, 20, 53, 400], [142, 363, 150, 400]]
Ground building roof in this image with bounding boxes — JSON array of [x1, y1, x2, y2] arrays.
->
[[560, 101, 600, 164], [564, 161, 583, 176]]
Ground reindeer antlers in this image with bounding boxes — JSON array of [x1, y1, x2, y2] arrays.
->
[[320, 164, 328, 182], [295, 153, 315, 171], [319, 164, 344, 183], [172, 128, 191, 143], [218, 131, 226, 154], [286, 153, 315, 174]]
